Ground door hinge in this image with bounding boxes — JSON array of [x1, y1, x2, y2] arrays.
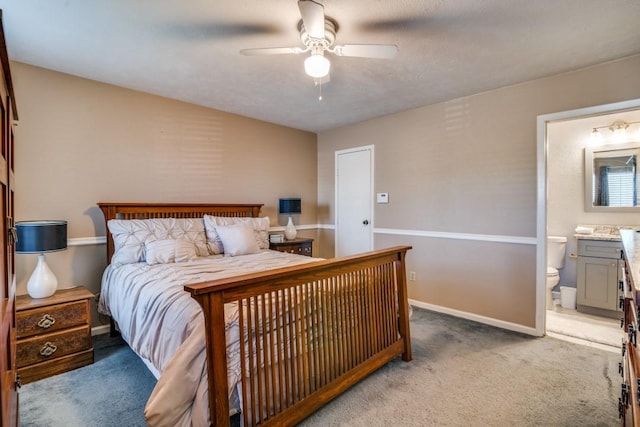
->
[[7, 216, 16, 245]]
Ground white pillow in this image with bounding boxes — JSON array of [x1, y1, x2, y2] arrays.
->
[[108, 217, 208, 265], [108, 219, 152, 265], [215, 223, 260, 257], [145, 239, 198, 265], [203, 215, 269, 255]]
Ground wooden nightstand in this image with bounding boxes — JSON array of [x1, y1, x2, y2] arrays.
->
[[16, 287, 94, 384], [270, 237, 314, 257]]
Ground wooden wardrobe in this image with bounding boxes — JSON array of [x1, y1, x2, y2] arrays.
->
[[0, 9, 19, 427]]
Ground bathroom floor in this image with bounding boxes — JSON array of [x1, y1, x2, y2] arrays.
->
[[546, 304, 620, 353]]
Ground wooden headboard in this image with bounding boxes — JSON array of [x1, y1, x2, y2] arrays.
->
[[97, 202, 263, 263]]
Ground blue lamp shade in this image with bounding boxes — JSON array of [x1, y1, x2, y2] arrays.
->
[[16, 220, 67, 299], [279, 198, 301, 215], [16, 220, 67, 253]]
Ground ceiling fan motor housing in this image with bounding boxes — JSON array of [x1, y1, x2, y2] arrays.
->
[[299, 17, 337, 49]]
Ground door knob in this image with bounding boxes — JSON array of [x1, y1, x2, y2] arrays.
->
[[363, 220, 369, 225]]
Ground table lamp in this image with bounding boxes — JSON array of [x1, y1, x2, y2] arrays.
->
[[16, 220, 67, 299], [279, 198, 301, 240]]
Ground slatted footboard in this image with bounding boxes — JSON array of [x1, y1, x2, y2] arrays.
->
[[186, 245, 412, 426]]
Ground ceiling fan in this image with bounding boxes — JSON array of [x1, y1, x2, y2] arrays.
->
[[240, 0, 399, 81]]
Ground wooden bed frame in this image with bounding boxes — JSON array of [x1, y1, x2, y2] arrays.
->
[[98, 202, 412, 426]]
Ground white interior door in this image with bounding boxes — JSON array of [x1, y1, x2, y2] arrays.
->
[[335, 146, 373, 257]]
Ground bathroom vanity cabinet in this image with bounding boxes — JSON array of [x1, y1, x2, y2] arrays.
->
[[576, 239, 623, 314]]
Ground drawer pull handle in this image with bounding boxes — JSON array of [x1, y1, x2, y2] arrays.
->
[[39, 342, 57, 357], [619, 397, 625, 419], [622, 383, 630, 407], [37, 314, 56, 329]]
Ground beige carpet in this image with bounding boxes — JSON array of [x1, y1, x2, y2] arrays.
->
[[301, 308, 619, 427], [20, 307, 620, 426]]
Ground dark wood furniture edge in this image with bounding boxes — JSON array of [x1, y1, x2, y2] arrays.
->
[[269, 237, 314, 246], [17, 349, 93, 384], [0, 11, 18, 120], [16, 287, 94, 310], [620, 239, 640, 425]]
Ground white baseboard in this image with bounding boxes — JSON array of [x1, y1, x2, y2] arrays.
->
[[409, 299, 539, 337], [91, 324, 110, 336], [68, 236, 107, 247]]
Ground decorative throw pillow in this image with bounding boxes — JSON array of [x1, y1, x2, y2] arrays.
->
[[145, 239, 198, 265], [146, 218, 209, 257], [108, 219, 152, 265], [215, 223, 260, 257], [203, 215, 269, 255], [108, 217, 208, 265]]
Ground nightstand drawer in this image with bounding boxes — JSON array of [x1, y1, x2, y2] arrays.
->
[[270, 238, 313, 257], [16, 300, 90, 339], [16, 325, 91, 368], [16, 287, 94, 383], [289, 244, 312, 256]]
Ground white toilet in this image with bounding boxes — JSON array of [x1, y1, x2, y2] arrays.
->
[[547, 235, 567, 309]]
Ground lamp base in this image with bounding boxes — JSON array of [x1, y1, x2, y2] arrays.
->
[[27, 254, 58, 299], [284, 216, 297, 240]]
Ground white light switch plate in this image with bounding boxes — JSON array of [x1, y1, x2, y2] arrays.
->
[[377, 192, 389, 204]]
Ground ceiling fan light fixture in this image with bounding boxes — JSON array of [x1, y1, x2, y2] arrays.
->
[[241, 1, 397, 83], [304, 53, 330, 78]]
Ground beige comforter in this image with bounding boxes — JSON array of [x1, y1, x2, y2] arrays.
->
[[98, 250, 319, 427]]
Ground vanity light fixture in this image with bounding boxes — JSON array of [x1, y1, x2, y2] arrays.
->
[[591, 119, 640, 143]]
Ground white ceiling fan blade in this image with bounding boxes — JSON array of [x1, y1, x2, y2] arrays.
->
[[333, 44, 399, 59], [240, 47, 305, 56], [298, 0, 325, 40]]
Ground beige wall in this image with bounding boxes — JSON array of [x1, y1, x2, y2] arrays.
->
[[318, 54, 640, 330], [12, 54, 640, 332], [12, 62, 317, 326]]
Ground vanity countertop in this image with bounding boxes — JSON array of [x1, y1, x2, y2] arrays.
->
[[574, 233, 621, 241], [621, 229, 640, 294], [573, 225, 640, 242]]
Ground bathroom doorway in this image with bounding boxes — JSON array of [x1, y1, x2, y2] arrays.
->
[[538, 99, 640, 349]]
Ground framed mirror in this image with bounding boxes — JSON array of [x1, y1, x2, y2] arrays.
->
[[585, 141, 640, 212]]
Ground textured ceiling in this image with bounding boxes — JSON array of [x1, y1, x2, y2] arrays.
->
[[1, 0, 640, 132]]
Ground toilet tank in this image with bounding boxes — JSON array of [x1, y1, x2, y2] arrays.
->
[[547, 235, 567, 269]]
